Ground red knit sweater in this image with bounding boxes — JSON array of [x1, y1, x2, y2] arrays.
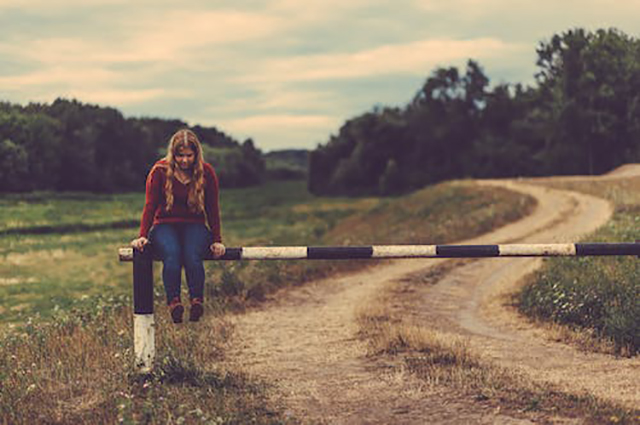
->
[[138, 159, 222, 242]]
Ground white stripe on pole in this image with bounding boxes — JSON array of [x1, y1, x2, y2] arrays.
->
[[120, 247, 134, 261], [134, 314, 155, 373], [241, 246, 308, 260], [372, 245, 438, 258], [498, 243, 576, 256]]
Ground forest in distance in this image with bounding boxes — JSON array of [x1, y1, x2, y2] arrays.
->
[[2, 27, 640, 195]]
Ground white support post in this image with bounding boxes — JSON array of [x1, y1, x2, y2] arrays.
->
[[134, 314, 155, 373]]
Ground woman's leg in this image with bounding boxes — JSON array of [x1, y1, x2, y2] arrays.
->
[[182, 223, 213, 301], [149, 224, 182, 304]]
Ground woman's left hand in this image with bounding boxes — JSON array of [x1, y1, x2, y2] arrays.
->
[[210, 242, 226, 258]]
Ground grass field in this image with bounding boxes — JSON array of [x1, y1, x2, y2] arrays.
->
[[0, 179, 535, 424], [0, 181, 375, 323]]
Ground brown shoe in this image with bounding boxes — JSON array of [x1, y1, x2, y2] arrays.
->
[[168, 297, 184, 324], [189, 298, 204, 322]]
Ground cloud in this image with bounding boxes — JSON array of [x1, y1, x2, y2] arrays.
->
[[206, 113, 340, 150], [415, 0, 513, 14], [0, 66, 116, 86], [0, 0, 130, 7], [205, 86, 339, 116], [218, 113, 337, 131], [119, 9, 284, 62], [234, 37, 526, 83], [0, 7, 285, 109], [3, 85, 188, 106], [0, 62, 192, 106], [4, 10, 282, 65], [414, 0, 640, 25], [415, 0, 640, 13], [64, 88, 188, 105]]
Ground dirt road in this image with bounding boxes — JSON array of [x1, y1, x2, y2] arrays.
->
[[222, 174, 640, 424]]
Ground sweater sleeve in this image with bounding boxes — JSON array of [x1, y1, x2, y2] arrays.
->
[[204, 164, 222, 243], [139, 165, 162, 238]]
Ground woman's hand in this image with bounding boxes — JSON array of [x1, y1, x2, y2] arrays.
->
[[131, 237, 149, 251], [210, 242, 226, 258]]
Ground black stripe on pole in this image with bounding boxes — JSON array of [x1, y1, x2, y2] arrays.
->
[[224, 248, 243, 260], [133, 248, 154, 314], [203, 247, 242, 261], [436, 244, 500, 257], [576, 243, 640, 256], [307, 246, 374, 259]]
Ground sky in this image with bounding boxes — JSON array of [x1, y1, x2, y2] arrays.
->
[[1, 1, 639, 152]]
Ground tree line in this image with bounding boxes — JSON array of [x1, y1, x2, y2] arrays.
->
[[309, 28, 640, 196], [0, 98, 265, 192]]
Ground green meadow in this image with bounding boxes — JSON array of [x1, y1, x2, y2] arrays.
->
[[0, 181, 377, 323]]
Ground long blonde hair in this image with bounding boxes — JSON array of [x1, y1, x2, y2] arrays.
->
[[164, 129, 206, 214]]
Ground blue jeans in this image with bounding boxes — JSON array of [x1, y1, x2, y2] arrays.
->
[[149, 223, 213, 304]]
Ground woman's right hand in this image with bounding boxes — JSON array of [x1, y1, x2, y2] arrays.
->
[[131, 237, 149, 251]]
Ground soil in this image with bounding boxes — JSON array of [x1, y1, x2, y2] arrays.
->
[[221, 168, 640, 424]]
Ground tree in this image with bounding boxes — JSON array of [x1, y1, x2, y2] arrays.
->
[[309, 28, 640, 196], [0, 97, 268, 192], [534, 28, 640, 174], [0, 139, 29, 191]]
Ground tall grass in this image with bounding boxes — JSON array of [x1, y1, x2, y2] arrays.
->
[[0, 297, 285, 424]]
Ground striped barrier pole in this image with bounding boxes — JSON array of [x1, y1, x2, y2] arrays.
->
[[121, 242, 640, 372]]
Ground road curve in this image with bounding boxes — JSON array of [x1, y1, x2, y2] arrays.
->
[[419, 179, 639, 409], [221, 177, 639, 423]]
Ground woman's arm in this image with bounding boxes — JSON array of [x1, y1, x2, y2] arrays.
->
[[138, 165, 162, 238]]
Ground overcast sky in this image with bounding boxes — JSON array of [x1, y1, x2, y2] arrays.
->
[[1, 1, 639, 151]]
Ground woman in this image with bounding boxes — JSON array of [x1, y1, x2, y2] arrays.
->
[[131, 129, 225, 323]]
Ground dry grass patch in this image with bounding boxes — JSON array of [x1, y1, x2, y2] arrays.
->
[[357, 287, 640, 424], [0, 301, 287, 424]]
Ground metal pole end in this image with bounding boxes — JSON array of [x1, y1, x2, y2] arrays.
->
[[119, 247, 134, 262]]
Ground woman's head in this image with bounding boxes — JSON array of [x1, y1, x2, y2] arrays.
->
[[166, 129, 203, 172], [163, 129, 206, 213]]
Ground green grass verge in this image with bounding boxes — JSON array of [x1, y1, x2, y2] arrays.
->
[[518, 179, 640, 356]]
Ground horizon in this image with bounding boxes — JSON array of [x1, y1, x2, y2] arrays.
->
[[2, 1, 639, 152]]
